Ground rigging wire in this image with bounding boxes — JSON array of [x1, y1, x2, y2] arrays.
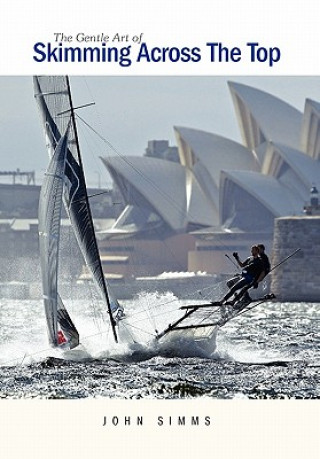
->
[[71, 77, 241, 278], [69, 77, 285, 317], [76, 109, 227, 301], [76, 111, 213, 299], [76, 113, 198, 222]]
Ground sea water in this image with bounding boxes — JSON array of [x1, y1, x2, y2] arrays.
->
[[0, 294, 319, 398]]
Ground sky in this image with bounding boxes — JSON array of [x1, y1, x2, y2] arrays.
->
[[1, 75, 320, 188]]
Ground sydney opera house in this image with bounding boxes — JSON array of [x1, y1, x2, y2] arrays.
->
[[97, 81, 320, 277]]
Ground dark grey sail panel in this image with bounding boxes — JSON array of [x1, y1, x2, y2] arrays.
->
[[38, 128, 70, 347], [57, 294, 79, 349], [34, 76, 121, 342]]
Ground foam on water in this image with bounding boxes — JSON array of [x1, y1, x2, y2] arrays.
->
[[65, 291, 220, 361], [139, 271, 210, 280], [0, 291, 221, 365], [0, 295, 317, 366], [0, 296, 318, 399], [215, 328, 291, 364]]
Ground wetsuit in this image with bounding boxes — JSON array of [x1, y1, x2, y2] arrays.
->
[[222, 256, 264, 303], [260, 252, 270, 276]]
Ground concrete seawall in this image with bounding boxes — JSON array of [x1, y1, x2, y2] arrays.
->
[[271, 216, 320, 302]]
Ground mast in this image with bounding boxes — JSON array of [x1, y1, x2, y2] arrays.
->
[[65, 76, 118, 343]]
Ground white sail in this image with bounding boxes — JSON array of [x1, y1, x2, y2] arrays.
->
[[38, 126, 79, 348], [34, 76, 121, 343]]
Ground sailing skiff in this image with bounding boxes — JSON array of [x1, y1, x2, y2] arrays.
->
[[34, 75, 279, 352]]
